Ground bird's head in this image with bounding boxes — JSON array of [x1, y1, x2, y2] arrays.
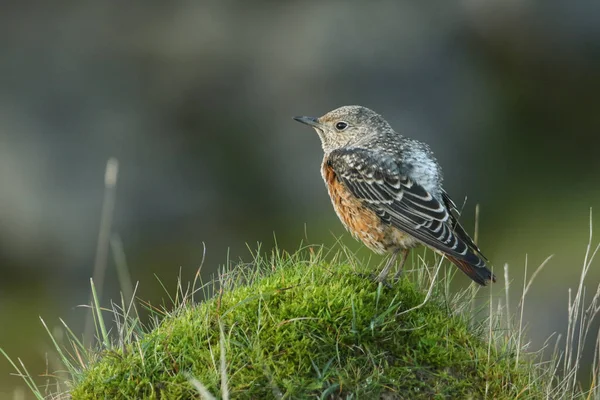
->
[[294, 105, 393, 153]]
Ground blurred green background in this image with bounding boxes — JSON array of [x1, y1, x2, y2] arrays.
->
[[1, 2, 599, 397]]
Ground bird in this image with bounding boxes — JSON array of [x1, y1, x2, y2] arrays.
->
[[293, 105, 496, 286]]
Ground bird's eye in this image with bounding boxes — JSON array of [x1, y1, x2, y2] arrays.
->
[[335, 121, 349, 131]]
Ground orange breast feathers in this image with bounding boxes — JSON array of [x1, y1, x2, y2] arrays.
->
[[321, 161, 389, 254]]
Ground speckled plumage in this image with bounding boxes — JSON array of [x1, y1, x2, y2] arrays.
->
[[294, 105, 496, 286]]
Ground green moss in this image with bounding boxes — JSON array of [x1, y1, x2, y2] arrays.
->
[[71, 251, 544, 399]]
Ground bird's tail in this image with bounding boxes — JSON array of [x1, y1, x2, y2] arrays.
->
[[446, 255, 496, 286]]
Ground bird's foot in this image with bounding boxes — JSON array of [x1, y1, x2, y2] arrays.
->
[[356, 272, 394, 289], [375, 275, 395, 289], [392, 269, 404, 282]]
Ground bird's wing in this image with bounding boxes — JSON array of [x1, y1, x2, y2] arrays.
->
[[440, 190, 488, 263], [327, 148, 494, 284]]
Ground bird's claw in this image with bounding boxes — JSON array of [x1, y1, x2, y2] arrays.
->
[[356, 272, 394, 289]]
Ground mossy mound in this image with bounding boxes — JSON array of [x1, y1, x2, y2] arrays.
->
[[71, 253, 542, 399]]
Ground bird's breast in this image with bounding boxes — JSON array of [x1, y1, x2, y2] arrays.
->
[[321, 160, 417, 254]]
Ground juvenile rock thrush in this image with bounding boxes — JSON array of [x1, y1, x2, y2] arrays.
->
[[294, 105, 496, 285]]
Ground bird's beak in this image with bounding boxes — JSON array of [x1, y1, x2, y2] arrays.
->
[[293, 116, 321, 128]]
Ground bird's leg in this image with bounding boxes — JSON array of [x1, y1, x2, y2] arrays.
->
[[393, 248, 410, 281], [375, 250, 399, 283]]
